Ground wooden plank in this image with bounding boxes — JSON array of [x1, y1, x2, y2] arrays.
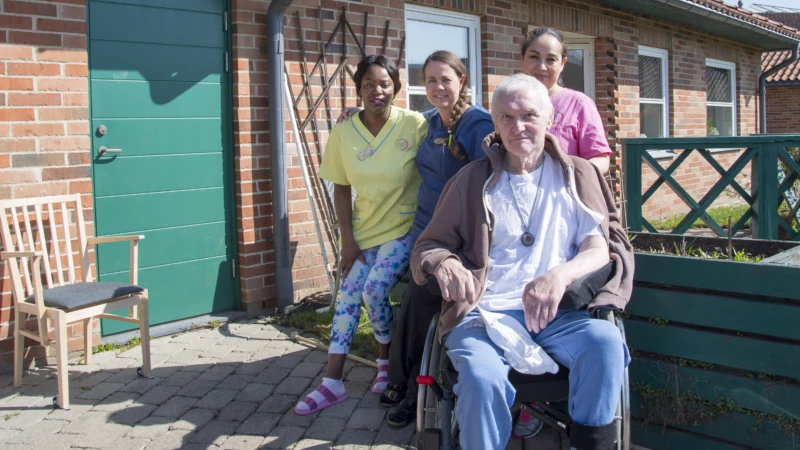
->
[[90, 80, 223, 119], [625, 320, 800, 379], [90, 41, 223, 83], [631, 391, 798, 449], [634, 253, 800, 301], [628, 287, 800, 341], [631, 421, 745, 450], [630, 358, 800, 418], [89, 118, 223, 157], [760, 245, 800, 267]]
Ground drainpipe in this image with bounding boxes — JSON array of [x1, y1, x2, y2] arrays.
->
[[759, 42, 799, 134], [266, 0, 295, 312]]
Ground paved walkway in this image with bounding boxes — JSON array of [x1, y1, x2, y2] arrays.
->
[[0, 317, 566, 449]]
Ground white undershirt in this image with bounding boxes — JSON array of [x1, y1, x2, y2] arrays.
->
[[479, 153, 603, 311]]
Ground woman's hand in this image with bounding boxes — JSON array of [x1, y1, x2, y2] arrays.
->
[[434, 258, 477, 305], [336, 107, 361, 124], [340, 235, 366, 279], [522, 270, 568, 333]]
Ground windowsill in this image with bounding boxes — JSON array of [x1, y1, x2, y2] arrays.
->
[[647, 149, 676, 160]]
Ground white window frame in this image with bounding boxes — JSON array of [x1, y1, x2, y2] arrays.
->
[[638, 46, 669, 140], [705, 58, 737, 137], [404, 5, 481, 107]]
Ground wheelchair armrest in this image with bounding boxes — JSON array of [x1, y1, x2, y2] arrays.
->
[[558, 261, 615, 311], [426, 275, 442, 296]]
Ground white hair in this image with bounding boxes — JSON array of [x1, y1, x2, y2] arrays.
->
[[490, 74, 553, 120]]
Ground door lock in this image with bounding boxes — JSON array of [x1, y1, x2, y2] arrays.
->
[[96, 125, 107, 136]]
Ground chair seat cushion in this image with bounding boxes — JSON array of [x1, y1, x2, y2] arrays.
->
[[25, 282, 144, 312]]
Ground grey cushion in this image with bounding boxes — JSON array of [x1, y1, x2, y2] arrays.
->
[[25, 282, 144, 312]]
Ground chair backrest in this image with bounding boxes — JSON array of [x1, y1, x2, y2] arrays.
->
[[0, 195, 91, 306]]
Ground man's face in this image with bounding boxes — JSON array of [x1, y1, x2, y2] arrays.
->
[[493, 90, 552, 159]]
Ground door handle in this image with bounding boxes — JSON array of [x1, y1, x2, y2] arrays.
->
[[98, 146, 122, 156]]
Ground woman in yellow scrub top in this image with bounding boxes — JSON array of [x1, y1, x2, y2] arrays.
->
[[294, 54, 427, 415]]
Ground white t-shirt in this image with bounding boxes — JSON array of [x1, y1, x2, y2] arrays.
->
[[479, 153, 603, 311]]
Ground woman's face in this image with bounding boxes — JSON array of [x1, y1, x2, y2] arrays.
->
[[359, 65, 395, 116], [520, 34, 567, 90], [424, 61, 466, 112]]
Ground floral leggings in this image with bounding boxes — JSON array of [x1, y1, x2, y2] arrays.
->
[[329, 233, 412, 354]]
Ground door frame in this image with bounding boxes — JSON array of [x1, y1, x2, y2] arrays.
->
[[85, 0, 241, 330]]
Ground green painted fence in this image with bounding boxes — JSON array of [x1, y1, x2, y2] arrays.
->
[[623, 135, 800, 240], [627, 234, 800, 449]]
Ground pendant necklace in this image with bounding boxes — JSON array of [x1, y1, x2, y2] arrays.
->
[[352, 108, 399, 161], [507, 159, 546, 247]]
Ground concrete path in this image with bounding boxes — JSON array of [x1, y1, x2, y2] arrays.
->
[[0, 317, 566, 449]]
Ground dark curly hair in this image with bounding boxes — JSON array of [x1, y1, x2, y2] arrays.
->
[[353, 54, 402, 97], [521, 27, 568, 59]]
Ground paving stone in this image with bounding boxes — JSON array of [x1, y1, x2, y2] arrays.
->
[[251, 346, 285, 362], [231, 339, 270, 354], [170, 408, 216, 431], [342, 381, 370, 400], [99, 357, 139, 371], [71, 422, 131, 447], [161, 370, 202, 387], [175, 379, 219, 398], [305, 417, 347, 441], [334, 429, 376, 449], [182, 444, 220, 450], [217, 400, 258, 422], [0, 408, 51, 430], [346, 408, 386, 431], [202, 345, 235, 360], [356, 393, 383, 410], [184, 337, 222, 351], [278, 407, 318, 428], [229, 322, 264, 338], [294, 438, 334, 449], [179, 361, 220, 373], [289, 362, 325, 379], [0, 428, 21, 444], [74, 371, 115, 390], [274, 376, 311, 396], [371, 445, 411, 450], [165, 350, 204, 365], [136, 385, 180, 405], [216, 351, 250, 364], [319, 398, 359, 419], [91, 391, 138, 412], [152, 395, 198, 418], [23, 378, 59, 397], [0, 444, 34, 450], [218, 374, 254, 391], [109, 404, 157, 426], [169, 331, 204, 343], [236, 412, 282, 436], [253, 368, 291, 385], [526, 426, 562, 447], [271, 354, 305, 369], [234, 358, 273, 375], [0, 392, 45, 409], [219, 434, 265, 450], [124, 415, 171, 438], [250, 326, 283, 340], [505, 437, 524, 450], [105, 367, 144, 384], [346, 367, 376, 383], [256, 394, 297, 414], [198, 364, 238, 381], [147, 363, 180, 378], [261, 425, 306, 448], [374, 421, 415, 446], [43, 402, 92, 421], [302, 351, 329, 364], [118, 376, 162, 395], [78, 381, 126, 400], [187, 419, 239, 445], [29, 431, 79, 450], [139, 429, 194, 450], [235, 383, 274, 403], [195, 389, 238, 410], [106, 437, 149, 450]]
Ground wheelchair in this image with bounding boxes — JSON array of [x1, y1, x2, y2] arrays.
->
[[415, 268, 631, 450]]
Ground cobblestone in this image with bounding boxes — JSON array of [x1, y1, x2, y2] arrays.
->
[[171, 408, 216, 431]]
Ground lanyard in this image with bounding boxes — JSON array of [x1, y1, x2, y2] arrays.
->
[[351, 110, 399, 160]]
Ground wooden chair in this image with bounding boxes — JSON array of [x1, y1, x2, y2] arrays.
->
[[0, 194, 151, 409]]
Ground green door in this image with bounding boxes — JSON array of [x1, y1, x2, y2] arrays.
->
[[88, 0, 236, 335]]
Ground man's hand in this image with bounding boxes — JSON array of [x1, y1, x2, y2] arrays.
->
[[434, 258, 477, 305], [522, 270, 569, 333], [340, 236, 366, 278], [336, 107, 361, 124]]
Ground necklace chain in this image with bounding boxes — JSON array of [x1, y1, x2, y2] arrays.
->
[[507, 158, 546, 238]]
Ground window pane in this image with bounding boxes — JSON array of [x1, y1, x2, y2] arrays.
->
[[707, 105, 733, 136], [563, 49, 586, 94], [638, 55, 663, 100], [406, 19, 469, 87], [706, 67, 732, 103], [640, 103, 664, 138], [409, 94, 434, 113]]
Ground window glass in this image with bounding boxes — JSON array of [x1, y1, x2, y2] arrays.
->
[[639, 55, 663, 100], [563, 48, 586, 94], [706, 67, 732, 103]]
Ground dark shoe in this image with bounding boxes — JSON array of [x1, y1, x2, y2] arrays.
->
[[379, 383, 406, 408], [387, 395, 416, 428]]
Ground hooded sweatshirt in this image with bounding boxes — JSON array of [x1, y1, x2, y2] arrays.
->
[[410, 132, 635, 339]]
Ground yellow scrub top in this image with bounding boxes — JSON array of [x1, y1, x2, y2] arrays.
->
[[319, 107, 427, 249]]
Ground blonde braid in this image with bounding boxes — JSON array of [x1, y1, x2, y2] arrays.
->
[[446, 87, 470, 160]]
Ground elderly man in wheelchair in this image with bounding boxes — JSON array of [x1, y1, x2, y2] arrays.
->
[[410, 74, 634, 450]]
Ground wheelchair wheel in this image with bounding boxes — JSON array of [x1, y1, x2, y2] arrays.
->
[[617, 315, 631, 450], [417, 314, 459, 450]]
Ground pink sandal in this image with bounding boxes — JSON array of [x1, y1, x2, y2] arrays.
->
[[371, 361, 390, 394], [294, 384, 348, 416]]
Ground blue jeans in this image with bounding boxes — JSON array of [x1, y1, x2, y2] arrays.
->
[[445, 309, 630, 450]]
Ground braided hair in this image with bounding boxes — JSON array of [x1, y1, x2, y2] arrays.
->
[[422, 51, 471, 160]]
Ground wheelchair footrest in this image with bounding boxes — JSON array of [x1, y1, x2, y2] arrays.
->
[[421, 429, 440, 450]]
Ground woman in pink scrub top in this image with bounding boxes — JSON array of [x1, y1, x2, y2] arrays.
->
[[520, 27, 612, 175]]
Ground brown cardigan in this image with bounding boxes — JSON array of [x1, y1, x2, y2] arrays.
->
[[410, 132, 635, 338]]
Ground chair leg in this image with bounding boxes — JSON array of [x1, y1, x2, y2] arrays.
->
[[137, 291, 151, 377], [52, 309, 70, 410], [13, 309, 24, 387], [83, 318, 93, 365]]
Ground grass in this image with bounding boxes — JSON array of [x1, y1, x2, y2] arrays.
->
[[639, 241, 764, 262], [92, 336, 144, 355], [648, 203, 751, 231], [276, 304, 380, 360]]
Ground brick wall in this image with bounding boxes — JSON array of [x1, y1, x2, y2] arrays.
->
[[1, 0, 91, 364], [766, 85, 800, 133]]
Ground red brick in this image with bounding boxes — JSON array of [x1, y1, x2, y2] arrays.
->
[[63, 93, 87, 106], [37, 48, 86, 62], [8, 30, 61, 47], [3, 1, 58, 17], [0, 107, 35, 121], [0, 138, 35, 152], [7, 62, 60, 76], [2, 169, 38, 183], [8, 93, 60, 106], [64, 63, 87, 77], [37, 107, 87, 121], [13, 181, 68, 198], [0, 77, 34, 91], [12, 122, 64, 136], [62, 34, 85, 49], [36, 18, 85, 34], [58, 5, 86, 20], [42, 166, 89, 180], [0, 14, 33, 30], [38, 77, 87, 92], [0, 154, 9, 169]]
